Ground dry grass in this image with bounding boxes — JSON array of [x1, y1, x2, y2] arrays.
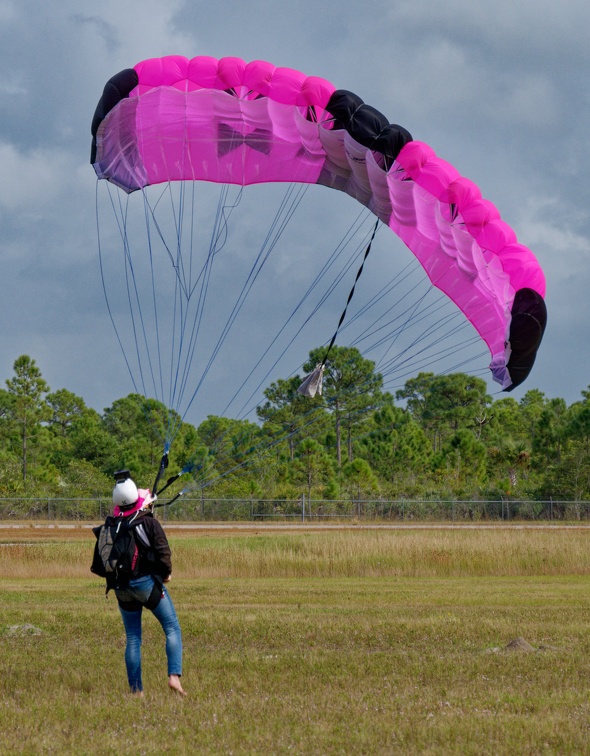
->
[[174, 527, 590, 579], [2, 524, 590, 579]]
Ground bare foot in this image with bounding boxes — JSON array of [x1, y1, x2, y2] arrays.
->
[[168, 674, 187, 696], [130, 690, 144, 698]]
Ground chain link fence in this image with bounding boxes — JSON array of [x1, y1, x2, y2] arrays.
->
[[1, 497, 589, 522]]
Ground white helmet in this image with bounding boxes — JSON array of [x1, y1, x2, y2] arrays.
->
[[112, 478, 139, 508]]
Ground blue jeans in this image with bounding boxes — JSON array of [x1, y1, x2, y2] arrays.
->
[[117, 575, 183, 693]]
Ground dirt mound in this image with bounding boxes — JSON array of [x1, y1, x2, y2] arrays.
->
[[505, 636, 535, 652]]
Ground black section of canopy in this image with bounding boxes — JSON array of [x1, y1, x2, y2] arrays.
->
[[326, 89, 413, 168], [90, 68, 139, 164], [505, 288, 548, 390]]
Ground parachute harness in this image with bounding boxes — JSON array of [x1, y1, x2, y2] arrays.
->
[[298, 218, 380, 398]]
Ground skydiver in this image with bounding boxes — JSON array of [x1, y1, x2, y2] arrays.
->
[[98, 472, 187, 697]]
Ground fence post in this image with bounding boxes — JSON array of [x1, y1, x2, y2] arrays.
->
[[301, 494, 305, 523]]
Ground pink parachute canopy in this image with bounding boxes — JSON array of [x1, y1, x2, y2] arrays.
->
[[91, 55, 547, 391]]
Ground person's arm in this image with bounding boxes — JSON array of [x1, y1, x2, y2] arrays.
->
[[147, 517, 173, 578]]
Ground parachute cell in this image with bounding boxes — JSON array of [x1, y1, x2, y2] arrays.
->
[[91, 55, 547, 391]]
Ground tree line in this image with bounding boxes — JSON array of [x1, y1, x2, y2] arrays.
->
[[0, 350, 588, 505]]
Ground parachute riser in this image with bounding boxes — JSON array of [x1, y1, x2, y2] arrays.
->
[[152, 451, 170, 496], [151, 449, 197, 508], [153, 490, 184, 510]]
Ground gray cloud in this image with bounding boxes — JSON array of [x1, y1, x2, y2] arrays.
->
[[0, 0, 587, 427]]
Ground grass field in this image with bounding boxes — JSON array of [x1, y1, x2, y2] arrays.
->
[[2, 524, 590, 754]]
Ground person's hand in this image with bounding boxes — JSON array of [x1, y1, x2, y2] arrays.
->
[[139, 489, 157, 509], [163, 574, 172, 583]]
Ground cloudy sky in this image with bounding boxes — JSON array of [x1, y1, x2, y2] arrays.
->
[[0, 0, 588, 429]]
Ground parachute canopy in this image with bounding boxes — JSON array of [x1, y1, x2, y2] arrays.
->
[[91, 55, 547, 391]]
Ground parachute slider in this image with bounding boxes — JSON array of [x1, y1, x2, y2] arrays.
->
[[298, 218, 379, 399], [297, 363, 325, 398]]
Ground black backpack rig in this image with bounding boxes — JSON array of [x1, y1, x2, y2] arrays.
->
[[91, 514, 142, 593]]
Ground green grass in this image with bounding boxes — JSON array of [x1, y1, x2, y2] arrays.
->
[[2, 528, 590, 753]]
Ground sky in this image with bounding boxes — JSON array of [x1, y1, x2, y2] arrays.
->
[[0, 0, 588, 429]]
